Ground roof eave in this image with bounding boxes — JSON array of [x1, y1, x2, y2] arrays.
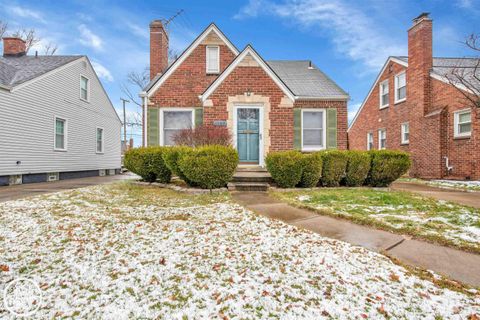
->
[[295, 95, 349, 101], [0, 84, 12, 91]]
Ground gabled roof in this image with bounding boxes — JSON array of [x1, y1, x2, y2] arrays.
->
[[0, 55, 82, 89], [267, 60, 349, 99], [200, 45, 296, 102], [144, 23, 240, 97]]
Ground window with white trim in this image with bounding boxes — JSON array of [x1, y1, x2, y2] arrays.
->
[[206, 46, 220, 74], [54, 117, 67, 150], [394, 72, 406, 103], [379, 80, 389, 108], [454, 109, 472, 138], [96, 127, 104, 153], [80, 76, 89, 101], [401, 122, 409, 144], [162, 110, 194, 146], [301, 109, 326, 151], [367, 132, 374, 150], [378, 129, 386, 150]]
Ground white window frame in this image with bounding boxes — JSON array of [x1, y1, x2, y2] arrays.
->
[[367, 132, 374, 150], [454, 109, 472, 138], [401, 122, 409, 144], [54, 116, 67, 151], [394, 71, 406, 104], [80, 75, 90, 102], [379, 79, 389, 109], [301, 109, 327, 152], [206, 45, 220, 74], [96, 127, 104, 153], [159, 108, 195, 146], [378, 128, 386, 150]]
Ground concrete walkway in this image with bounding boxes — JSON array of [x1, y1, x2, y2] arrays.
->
[[0, 174, 135, 202], [232, 192, 480, 287], [392, 181, 480, 208]]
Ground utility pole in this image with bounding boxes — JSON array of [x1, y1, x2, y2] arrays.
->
[[120, 98, 130, 150]]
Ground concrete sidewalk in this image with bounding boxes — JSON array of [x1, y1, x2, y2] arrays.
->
[[233, 192, 480, 287], [0, 174, 135, 202], [392, 181, 480, 209]]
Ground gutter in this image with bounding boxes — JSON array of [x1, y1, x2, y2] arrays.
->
[[295, 95, 350, 101], [0, 84, 12, 91], [139, 91, 148, 147]]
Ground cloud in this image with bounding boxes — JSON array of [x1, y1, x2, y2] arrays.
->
[[126, 22, 149, 39], [235, 0, 406, 69], [78, 24, 103, 50], [348, 103, 361, 124], [91, 61, 114, 82], [9, 5, 46, 23], [455, 0, 480, 14]]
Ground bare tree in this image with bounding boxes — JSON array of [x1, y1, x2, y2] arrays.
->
[[11, 28, 40, 53], [120, 67, 150, 108], [43, 42, 58, 56], [0, 20, 7, 39], [445, 34, 480, 109]]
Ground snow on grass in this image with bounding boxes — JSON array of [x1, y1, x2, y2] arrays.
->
[[1, 183, 479, 319], [400, 178, 480, 192]]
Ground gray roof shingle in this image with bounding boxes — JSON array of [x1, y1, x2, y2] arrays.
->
[[0, 55, 82, 88], [266, 60, 348, 98]]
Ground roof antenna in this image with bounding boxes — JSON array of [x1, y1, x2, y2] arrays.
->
[[308, 60, 314, 69], [162, 9, 184, 29]]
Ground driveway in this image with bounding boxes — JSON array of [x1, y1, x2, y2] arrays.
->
[[0, 173, 135, 202]]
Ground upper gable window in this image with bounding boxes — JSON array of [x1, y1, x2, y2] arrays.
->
[[80, 76, 89, 101], [394, 72, 406, 103], [206, 46, 220, 74], [379, 80, 389, 109]]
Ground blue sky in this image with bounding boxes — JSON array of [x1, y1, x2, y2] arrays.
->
[[1, 0, 479, 145]]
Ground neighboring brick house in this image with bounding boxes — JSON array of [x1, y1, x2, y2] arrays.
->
[[141, 21, 348, 167], [348, 13, 480, 180]]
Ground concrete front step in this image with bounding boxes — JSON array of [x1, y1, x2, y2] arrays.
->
[[232, 172, 272, 183], [228, 182, 269, 192], [236, 166, 268, 172]]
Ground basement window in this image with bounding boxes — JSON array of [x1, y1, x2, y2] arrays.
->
[[206, 46, 220, 74], [454, 109, 472, 138], [379, 80, 389, 108], [378, 129, 386, 150], [394, 72, 406, 103]]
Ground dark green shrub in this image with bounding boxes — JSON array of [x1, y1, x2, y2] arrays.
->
[[298, 153, 323, 188], [367, 150, 411, 187], [162, 146, 194, 183], [321, 150, 348, 187], [124, 147, 172, 183], [178, 145, 239, 189], [265, 151, 303, 188], [344, 151, 371, 186]]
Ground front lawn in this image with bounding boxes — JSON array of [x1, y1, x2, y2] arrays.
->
[[1, 182, 479, 318], [272, 188, 480, 253]]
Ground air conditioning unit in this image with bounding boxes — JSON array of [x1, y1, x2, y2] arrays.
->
[[108, 169, 115, 176], [47, 172, 59, 182], [99, 169, 106, 176], [9, 175, 22, 185]]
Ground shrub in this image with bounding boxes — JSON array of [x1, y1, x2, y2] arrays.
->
[[173, 125, 232, 147], [265, 151, 303, 188], [178, 145, 239, 189], [162, 145, 194, 183], [298, 153, 323, 188], [124, 147, 171, 183], [344, 151, 371, 186], [321, 150, 348, 187], [367, 150, 411, 187]]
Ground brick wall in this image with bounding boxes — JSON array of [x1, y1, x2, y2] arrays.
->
[[2, 37, 26, 56]]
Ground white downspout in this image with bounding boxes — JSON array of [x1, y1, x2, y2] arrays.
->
[[140, 92, 148, 147]]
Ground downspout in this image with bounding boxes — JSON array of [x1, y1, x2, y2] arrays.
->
[[140, 91, 148, 147]]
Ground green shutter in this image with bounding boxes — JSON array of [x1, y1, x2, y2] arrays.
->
[[195, 107, 203, 127], [326, 108, 337, 149], [293, 108, 302, 150], [147, 108, 159, 146]]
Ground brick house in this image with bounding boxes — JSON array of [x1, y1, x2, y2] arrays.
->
[[348, 13, 480, 180], [141, 21, 348, 167]]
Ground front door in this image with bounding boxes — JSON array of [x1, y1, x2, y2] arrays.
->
[[237, 108, 260, 164]]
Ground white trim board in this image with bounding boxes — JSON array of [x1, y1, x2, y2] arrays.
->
[[146, 23, 239, 98], [200, 45, 296, 102]]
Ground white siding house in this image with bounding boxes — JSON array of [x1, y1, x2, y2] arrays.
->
[[0, 37, 121, 185]]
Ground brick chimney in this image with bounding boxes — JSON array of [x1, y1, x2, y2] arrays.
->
[[150, 20, 169, 80], [407, 12, 433, 114], [2, 37, 27, 57]]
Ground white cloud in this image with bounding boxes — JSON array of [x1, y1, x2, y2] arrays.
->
[[235, 0, 406, 69], [348, 103, 361, 124], [78, 24, 103, 50], [91, 61, 114, 82], [126, 22, 149, 40], [9, 5, 46, 23]]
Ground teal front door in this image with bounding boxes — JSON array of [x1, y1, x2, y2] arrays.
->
[[237, 108, 260, 164]]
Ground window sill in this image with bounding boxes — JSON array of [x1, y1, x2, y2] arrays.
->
[[80, 98, 90, 103], [302, 147, 325, 152], [453, 135, 471, 140], [206, 72, 220, 75], [379, 105, 389, 109], [394, 98, 406, 105], [400, 142, 409, 146], [96, 152, 104, 154], [54, 148, 67, 152]]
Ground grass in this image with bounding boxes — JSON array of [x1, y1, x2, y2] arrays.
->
[[271, 187, 480, 253]]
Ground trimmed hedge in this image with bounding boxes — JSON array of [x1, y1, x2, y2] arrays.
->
[[298, 153, 323, 188], [266, 151, 303, 188], [162, 146, 194, 184], [320, 150, 348, 187], [124, 147, 172, 183], [178, 145, 239, 189], [367, 150, 411, 187], [344, 151, 371, 186]]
